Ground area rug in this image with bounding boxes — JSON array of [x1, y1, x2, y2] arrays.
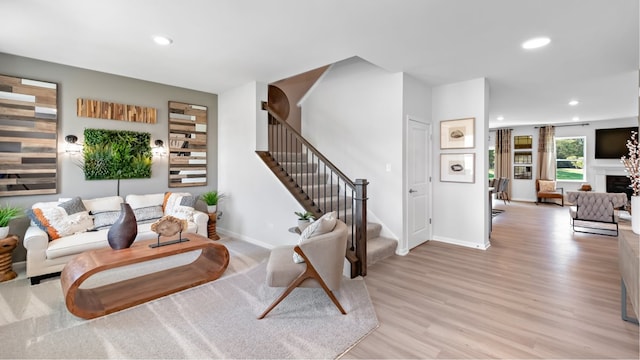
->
[[0, 239, 378, 359]]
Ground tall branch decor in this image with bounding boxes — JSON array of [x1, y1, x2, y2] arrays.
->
[[621, 130, 640, 196], [621, 130, 640, 235]]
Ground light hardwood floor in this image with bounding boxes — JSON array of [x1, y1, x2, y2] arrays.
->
[[344, 201, 639, 359]]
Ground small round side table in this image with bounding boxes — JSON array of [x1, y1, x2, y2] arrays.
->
[[207, 213, 220, 240], [0, 234, 18, 282]]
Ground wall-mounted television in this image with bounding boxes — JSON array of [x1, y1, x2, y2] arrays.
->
[[594, 126, 638, 159]]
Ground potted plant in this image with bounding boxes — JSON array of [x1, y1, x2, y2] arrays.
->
[[295, 211, 315, 231], [0, 204, 22, 238], [201, 190, 224, 213]]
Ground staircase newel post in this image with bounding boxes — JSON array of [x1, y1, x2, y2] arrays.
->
[[355, 178, 368, 277]]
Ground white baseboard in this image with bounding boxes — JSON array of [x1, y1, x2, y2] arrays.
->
[[216, 228, 274, 249], [432, 235, 490, 250]]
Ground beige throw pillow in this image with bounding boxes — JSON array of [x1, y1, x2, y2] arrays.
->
[[293, 211, 337, 263], [538, 180, 556, 192]]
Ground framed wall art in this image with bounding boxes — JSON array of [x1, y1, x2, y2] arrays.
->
[[168, 101, 208, 187], [0, 74, 58, 196], [440, 153, 475, 183], [440, 117, 475, 149]]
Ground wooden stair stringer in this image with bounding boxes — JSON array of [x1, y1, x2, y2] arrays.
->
[[256, 151, 322, 217]]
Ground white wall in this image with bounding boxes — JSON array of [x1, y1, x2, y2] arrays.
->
[[432, 78, 490, 249], [490, 117, 638, 202], [217, 82, 300, 248], [300, 57, 404, 243]]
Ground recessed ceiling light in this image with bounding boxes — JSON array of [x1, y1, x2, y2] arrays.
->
[[522, 37, 551, 49], [572, 116, 580, 121], [497, 116, 504, 121], [153, 35, 173, 46], [568, 100, 579, 106]]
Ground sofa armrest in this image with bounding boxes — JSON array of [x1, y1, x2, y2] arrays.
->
[[192, 210, 208, 237], [23, 226, 49, 252]]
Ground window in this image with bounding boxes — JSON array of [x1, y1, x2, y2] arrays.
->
[[488, 148, 495, 179], [555, 136, 586, 181]]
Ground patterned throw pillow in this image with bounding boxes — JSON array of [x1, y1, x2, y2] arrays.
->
[[133, 205, 164, 224], [58, 197, 87, 215], [28, 206, 94, 241], [293, 211, 337, 263], [538, 180, 556, 192], [163, 192, 195, 221], [91, 210, 121, 230]]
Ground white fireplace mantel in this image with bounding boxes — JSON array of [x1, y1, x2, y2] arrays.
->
[[590, 164, 627, 192]]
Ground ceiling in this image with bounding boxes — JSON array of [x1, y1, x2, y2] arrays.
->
[[1, 0, 637, 128]]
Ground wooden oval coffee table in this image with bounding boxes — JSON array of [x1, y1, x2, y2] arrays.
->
[[61, 233, 229, 319]]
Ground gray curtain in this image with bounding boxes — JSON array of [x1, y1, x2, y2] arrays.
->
[[537, 126, 556, 180], [495, 129, 512, 197]]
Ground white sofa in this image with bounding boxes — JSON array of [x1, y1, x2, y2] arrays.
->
[[24, 192, 208, 285]]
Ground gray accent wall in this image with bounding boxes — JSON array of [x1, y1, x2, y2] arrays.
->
[[0, 52, 218, 262]]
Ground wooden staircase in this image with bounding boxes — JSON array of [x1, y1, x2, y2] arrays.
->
[[257, 150, 396, 270], [256, 107, 397, 277]]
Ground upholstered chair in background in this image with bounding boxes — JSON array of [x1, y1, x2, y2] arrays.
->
[[536, 179, 564, 206]]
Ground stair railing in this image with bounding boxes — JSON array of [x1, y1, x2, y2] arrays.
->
[[261, 102, 368, 277]]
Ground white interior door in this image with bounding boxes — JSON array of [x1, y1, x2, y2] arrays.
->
[[407, 119, 431, 249]]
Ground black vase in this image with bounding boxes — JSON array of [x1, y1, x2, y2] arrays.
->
[[107, 203, 138, 250]]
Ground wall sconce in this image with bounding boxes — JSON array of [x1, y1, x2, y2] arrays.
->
[[65, 135, 83, 154], [152, 139, 167, 157]]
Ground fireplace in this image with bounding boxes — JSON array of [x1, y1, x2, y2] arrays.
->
[[606, 175, 632, 201]]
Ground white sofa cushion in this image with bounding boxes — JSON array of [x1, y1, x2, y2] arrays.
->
[[126, 193, 165, 209], [83, 196, 123, 213], [46, 229, 111, 259]]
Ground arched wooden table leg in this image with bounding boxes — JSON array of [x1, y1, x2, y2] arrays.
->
[[61, 233, 229, 319]]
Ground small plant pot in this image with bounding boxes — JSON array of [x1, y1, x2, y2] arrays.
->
[[206, 205, 217, 214], [0, 226, 8, 239], [297, 220, 310, 232]]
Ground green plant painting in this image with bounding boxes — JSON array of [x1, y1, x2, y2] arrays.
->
[[82, 128, 152, 180]]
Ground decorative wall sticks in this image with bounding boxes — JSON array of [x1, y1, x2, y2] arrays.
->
[[77, 98, 157, 124]]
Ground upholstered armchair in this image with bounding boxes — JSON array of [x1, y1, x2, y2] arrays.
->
[[258, 217, 348, 319], [536, 179, 564, 206], [567, 191, 628, 236]]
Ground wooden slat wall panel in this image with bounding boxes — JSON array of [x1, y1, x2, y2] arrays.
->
[[168, 101, 207, 187], [0, 74, 57, 197], [77, 98, 157, 124]]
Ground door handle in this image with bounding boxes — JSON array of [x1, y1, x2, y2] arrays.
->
[[409, 189, 417, 193]]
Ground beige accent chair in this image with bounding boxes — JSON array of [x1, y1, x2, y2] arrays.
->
[[536, 179, 564, 206], [258, 220, 348, 319]]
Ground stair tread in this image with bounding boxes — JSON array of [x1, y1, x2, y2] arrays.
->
[[367, 236, 397, 266]]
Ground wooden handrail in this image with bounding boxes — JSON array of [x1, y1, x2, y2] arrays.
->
[[262, 102, 355, 189], [260, 101, 368, 277]]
